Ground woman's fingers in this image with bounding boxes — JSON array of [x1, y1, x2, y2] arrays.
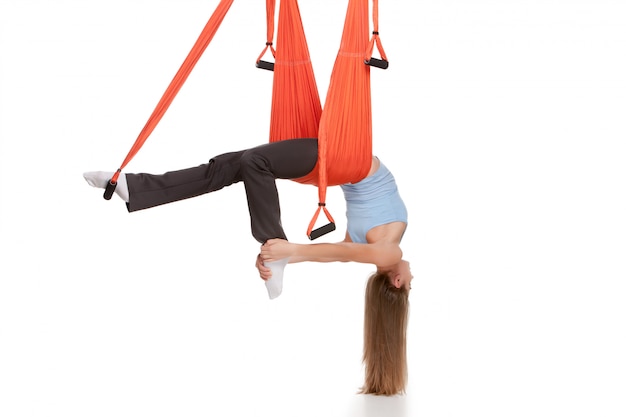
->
[[255, 253, 272, 280]]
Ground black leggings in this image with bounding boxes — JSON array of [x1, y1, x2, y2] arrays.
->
[[125, 138, 319, 243]]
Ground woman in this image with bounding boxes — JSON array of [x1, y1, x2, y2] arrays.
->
[[84, 137, 412, 395]]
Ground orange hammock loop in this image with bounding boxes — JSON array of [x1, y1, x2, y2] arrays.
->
[[255, 0, 276, 70]]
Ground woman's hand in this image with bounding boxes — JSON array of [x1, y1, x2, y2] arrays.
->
[[260, 238, 295, 263], [255, 253, 272, 281]]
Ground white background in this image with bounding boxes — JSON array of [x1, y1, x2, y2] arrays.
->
[[1, 1, 625, 416]]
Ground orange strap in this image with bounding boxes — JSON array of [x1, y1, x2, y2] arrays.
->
[[256, 0, 276, 65], [268, 0, 322, 142], [366, 0, 387, 62], [109, 0, 235, 184]]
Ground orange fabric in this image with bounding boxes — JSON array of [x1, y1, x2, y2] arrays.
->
[[268, 0, 376, 234], [314, 0, 373, 187], [267, 0, 326, 234], [268, 0, 322, 142], [366, 0, 387, 62], [109, 0, 235, 184]]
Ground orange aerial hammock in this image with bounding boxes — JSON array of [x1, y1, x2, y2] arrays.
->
[[104, 0, 388, 240], [266, 0, 388, 238]]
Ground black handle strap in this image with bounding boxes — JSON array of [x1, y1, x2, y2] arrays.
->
[[364, 57, 389, 70], [308, 222, 336, 240], [256, 60, 275, 71], [103, 180, 117, 200]]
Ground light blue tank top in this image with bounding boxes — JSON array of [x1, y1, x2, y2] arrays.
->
[[340, 159, 408, 244]]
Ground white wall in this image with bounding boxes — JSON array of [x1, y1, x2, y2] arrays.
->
[[1, 1, 625, 416]]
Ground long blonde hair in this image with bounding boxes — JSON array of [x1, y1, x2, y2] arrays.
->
[[360, 271, 410, 396]]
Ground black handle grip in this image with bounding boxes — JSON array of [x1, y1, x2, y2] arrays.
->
[[256, 60, 275, 71], [103, 180, 117, 200], [308, 222, 336, 240], [364, 57, 389, 70]]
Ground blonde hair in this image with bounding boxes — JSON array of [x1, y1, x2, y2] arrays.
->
[[360, 271, 410, 396]]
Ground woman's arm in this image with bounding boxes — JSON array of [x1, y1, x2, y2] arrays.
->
[[260, 238, 402, 267]]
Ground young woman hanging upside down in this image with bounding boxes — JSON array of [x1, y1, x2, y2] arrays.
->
[[84, 137, 412, 396]]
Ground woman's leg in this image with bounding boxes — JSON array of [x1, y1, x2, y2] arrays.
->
[[124, 138, 318, 242], [237, 139, 318, 299], [239, 139, 318, 242], [125, 150, 244, 212], [84, 139, 317, 299]]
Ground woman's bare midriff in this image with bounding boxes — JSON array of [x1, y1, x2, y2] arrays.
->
[[366, 156, 381, 177], [366, 221, 407, 244]]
